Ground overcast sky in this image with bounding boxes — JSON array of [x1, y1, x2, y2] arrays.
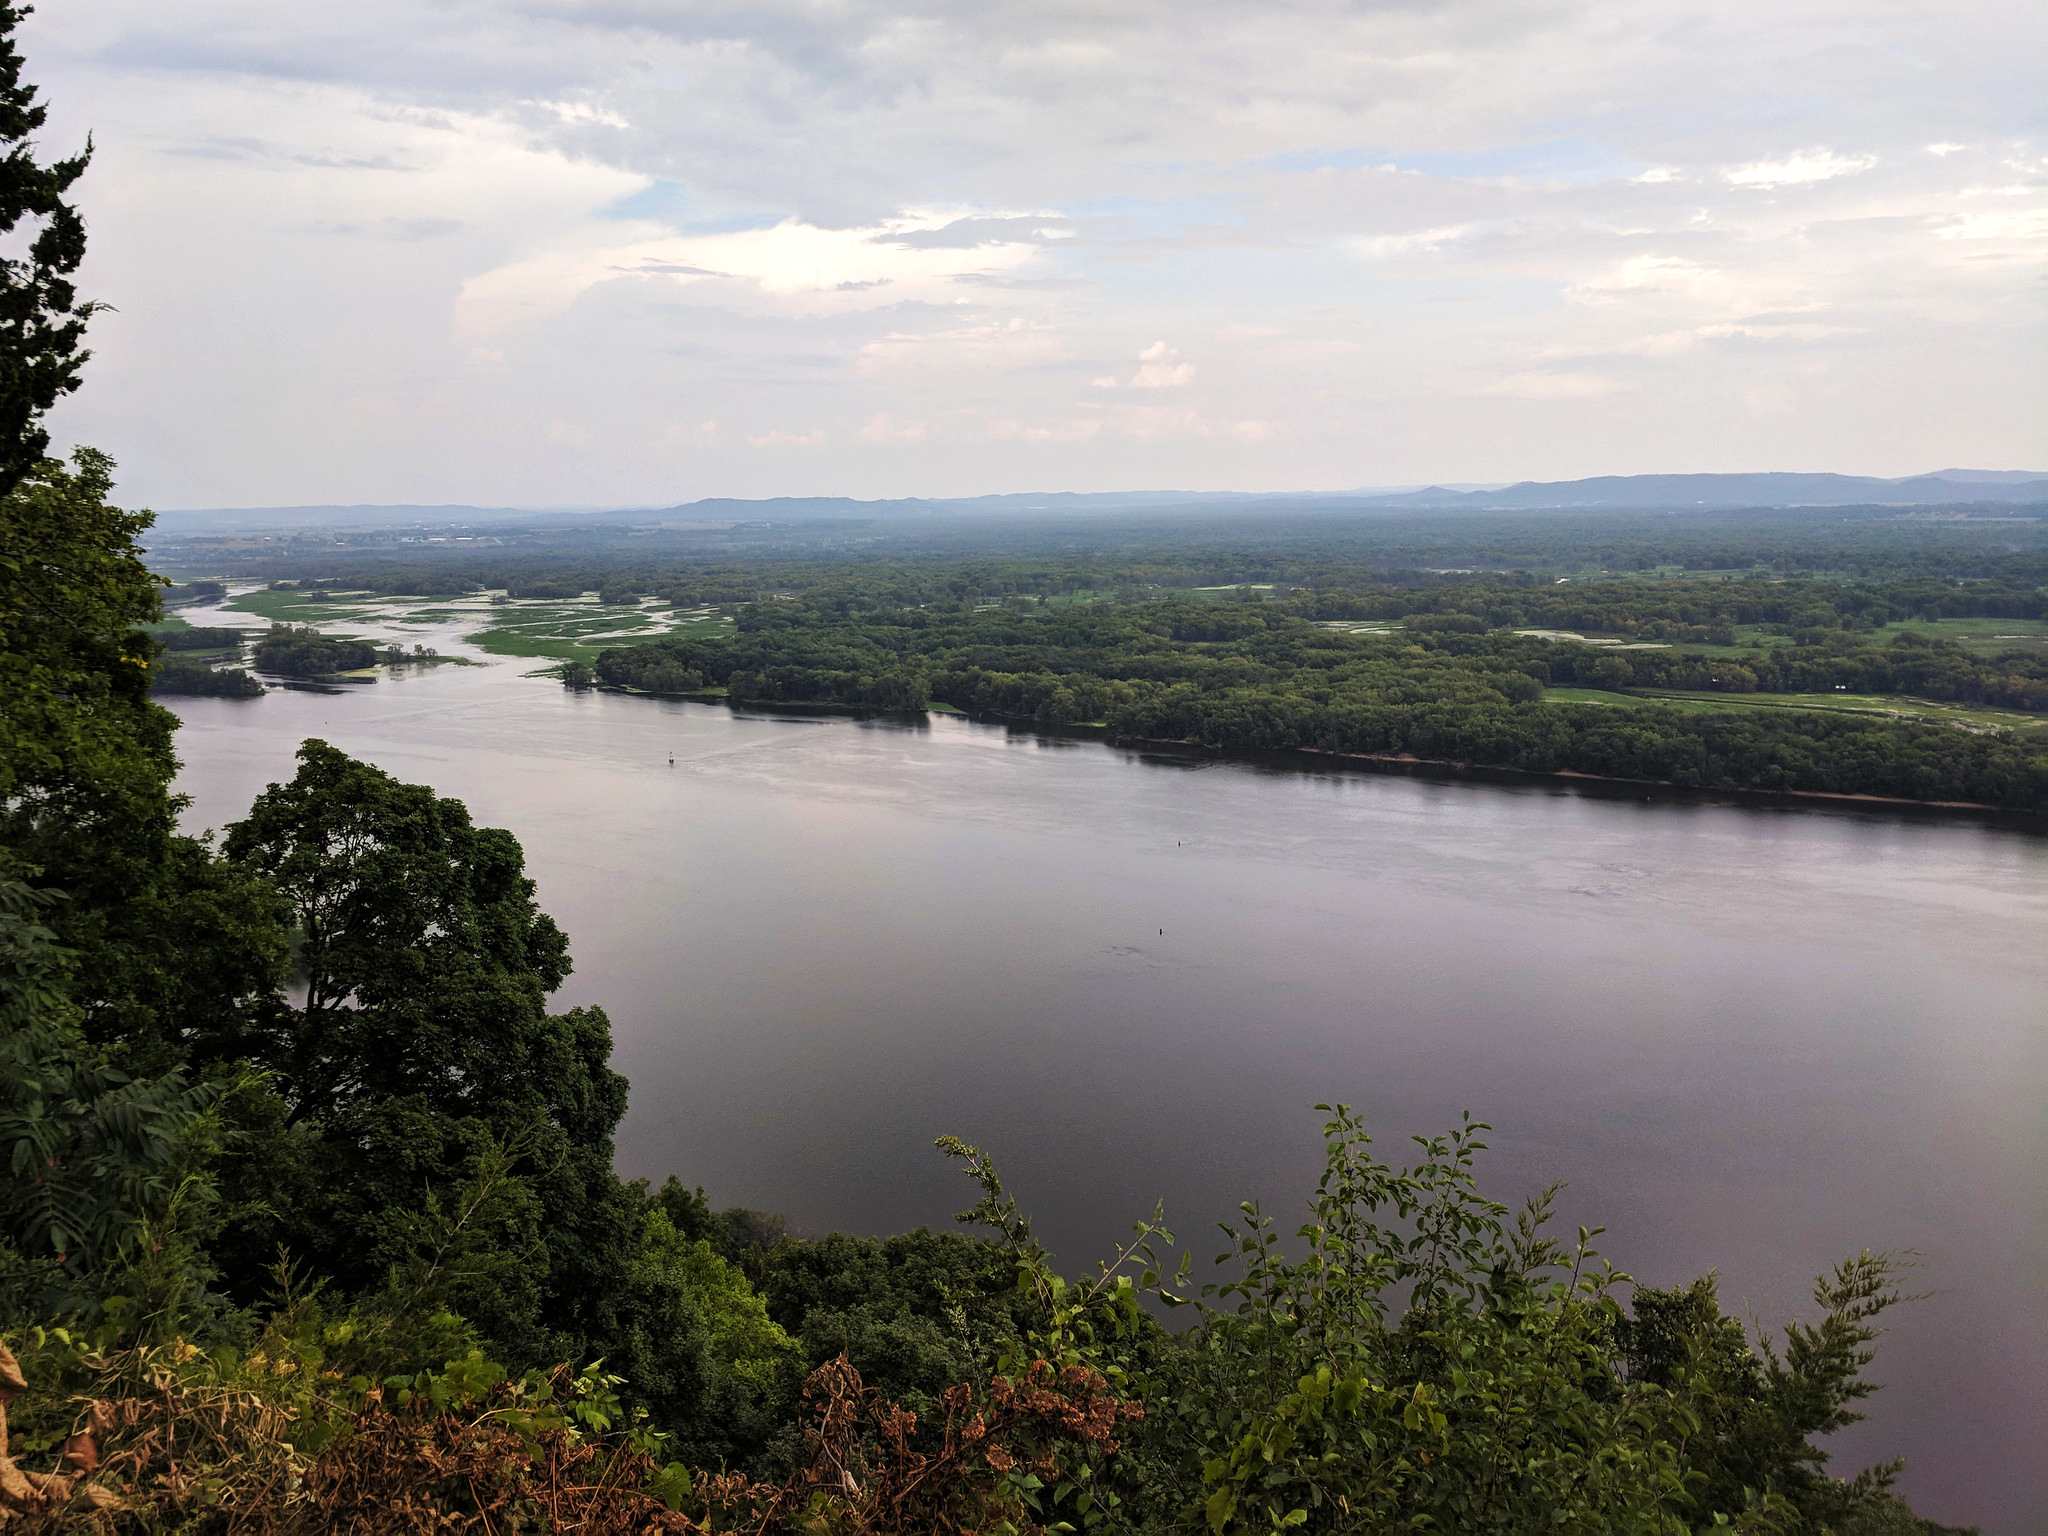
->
[[26, 1, 2048, 508]]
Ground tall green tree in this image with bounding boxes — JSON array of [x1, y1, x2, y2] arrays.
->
[[0, 2, 95, 500], [0, 444, 289, 1065], [217, 741, 639, 1361]]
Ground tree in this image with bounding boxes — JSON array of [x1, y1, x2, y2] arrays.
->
[[0, 450, 171, 908], [0, 872, 225, 1330], [0, 449, 277, 1064], [217, 741, 638, 1361], [612, 1208, 804, 1467], [0, 3, 96, 500]]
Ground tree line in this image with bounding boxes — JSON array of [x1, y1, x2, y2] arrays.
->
[[592, 600, 2048, 811]]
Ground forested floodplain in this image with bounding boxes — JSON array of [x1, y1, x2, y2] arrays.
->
[[589, 582, 2048, 811], [148, 503, 2048, 811]]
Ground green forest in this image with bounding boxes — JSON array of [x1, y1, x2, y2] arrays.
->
[[589, 592, 2048, 811], [0, 15, 2002, 1533]]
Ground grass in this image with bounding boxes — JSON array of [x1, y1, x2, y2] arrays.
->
[[219, 586, 735, 662], [1316, 621, 1404, 636], [1544, 684, 2048, 737], [224, 588, 404, 624], [465, 603, 733, 661], [1513, 628, 1671, 649], [1871, 617, 2048, 655]]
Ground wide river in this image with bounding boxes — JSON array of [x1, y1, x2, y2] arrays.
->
[[165, 612, 2048, 1531]]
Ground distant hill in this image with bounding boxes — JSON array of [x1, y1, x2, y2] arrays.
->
[[152, 469, 2048, 531], [1351, 471, 2048, 510], [146, 502, 629, 533]]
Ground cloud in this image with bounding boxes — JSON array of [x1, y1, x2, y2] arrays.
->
[[528, 99, 629, 129], [987, 416, 1102, 444], [1483, 371, 1619, 400], [26, 0, 2048, 502], [855, 317, 1071, 379], [874, 214, 1072, 249], [459, 210, 1049, 336], [1567, 254, 1721, 306], [1722, 148, 1877, 189], [860, 414, 928, 444], [1129, 340, 1194, 389], [1350, 223, 1474, 259], [1933, 208, 2048, 242]]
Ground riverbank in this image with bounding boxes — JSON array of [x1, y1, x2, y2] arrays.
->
[[579, 679, 2048, 827]]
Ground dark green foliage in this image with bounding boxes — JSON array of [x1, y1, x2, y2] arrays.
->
[[0, 450, 174, 910], [754, 1226, 1038, 1415], [154, 625, 244, 651], [934, 1111, 1956, 1535], [148, 655, 263, 696], [596, 596, 2048, 810], [250, 623, 377, 676], [0, 450, 272, 1063], [214, 741, 636, 1361], [160, 578, 225, 607], [0, 3, 94, 500], [0, 875, 223, 1328], [611, 1208, 806, 1467]]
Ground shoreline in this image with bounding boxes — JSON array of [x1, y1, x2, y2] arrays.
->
[[581, 682, 2048, 827]]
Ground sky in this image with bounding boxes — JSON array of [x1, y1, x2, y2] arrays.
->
[[25, 0, 2048, 508]]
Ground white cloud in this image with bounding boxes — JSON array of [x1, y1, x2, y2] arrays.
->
[[1934, 208, 2048, 242], [855, 317, 1071, 379], [1925, 142, 1971, 157], [1129, 340, 1195, 389], [747, 428, 826, 448], [663, 418, 721, 447], [860, 413, 928, 444], [1567, 254, 1721, 306], [1632, 166, 1684, 184], [1350, 223, 1474, 259], [529, 99, 629, 129], [459, 211, 1046, 337], [1229, 419, 1277, 442], [544, 418, 592, 447], [1722, 148, 1877, 189], [1611, 320, 1864, 357]]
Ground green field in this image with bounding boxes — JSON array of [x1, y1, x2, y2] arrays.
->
[[1316, 620, 1404, 636], [224, 587, 408, 624], [1544, 684, 2048, 737], [467, 601, 733, 660], [221, 586, 737, 661], [1872, 617, 2048, 654]]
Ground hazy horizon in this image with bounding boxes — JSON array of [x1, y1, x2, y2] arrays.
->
[[29, 2, 2048, 509]]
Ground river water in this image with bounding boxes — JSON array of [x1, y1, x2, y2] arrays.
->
[[164, 603, 2048, 1530]]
